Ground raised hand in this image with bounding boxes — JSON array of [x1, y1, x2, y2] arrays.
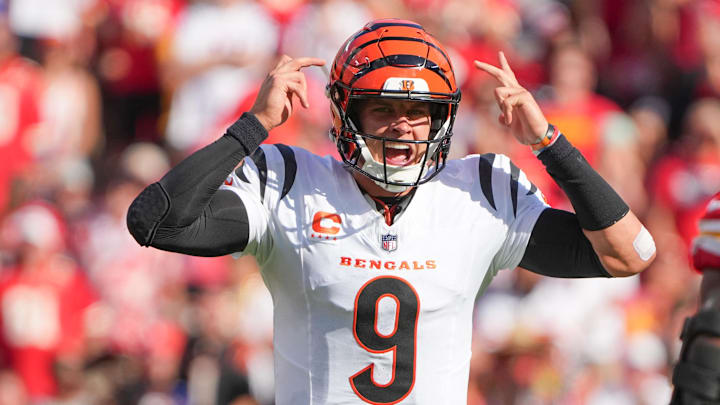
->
[[249, 55, 326, 132], [474, 52, 549, 146]]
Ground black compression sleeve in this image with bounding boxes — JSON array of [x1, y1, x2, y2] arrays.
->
[[150, 189, 251, 256], [126, 113, 268, 255], [519, 208, 611, 278], [537, 134, 629, 231]]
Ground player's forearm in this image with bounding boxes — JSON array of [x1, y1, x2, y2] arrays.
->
[[126, 112, 267, 246], [537, 133, 655, 277]]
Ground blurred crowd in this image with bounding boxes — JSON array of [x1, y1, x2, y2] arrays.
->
[[0, 0, 718, 404]]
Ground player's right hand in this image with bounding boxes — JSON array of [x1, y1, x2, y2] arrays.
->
[[249, 55, 325, 132], [693, 192, 720, 271]]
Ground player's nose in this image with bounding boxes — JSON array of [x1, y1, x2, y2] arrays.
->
[[389, 117, 412, 137]]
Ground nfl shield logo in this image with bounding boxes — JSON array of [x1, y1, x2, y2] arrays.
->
[[381, 234, 397, 252]]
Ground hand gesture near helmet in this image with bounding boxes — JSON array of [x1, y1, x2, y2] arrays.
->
[[475, 52, 549, 147], [249, 55, 326, 132]]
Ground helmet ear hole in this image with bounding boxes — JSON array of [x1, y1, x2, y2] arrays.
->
[[430, 104, 448, 135], [346, 99, 364, 132]]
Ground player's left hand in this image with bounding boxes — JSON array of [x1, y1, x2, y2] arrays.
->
[[474, 52, 549, 145], [249, 55, 326, 132]]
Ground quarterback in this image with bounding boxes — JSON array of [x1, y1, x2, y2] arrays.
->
[[127, 19, 655, 404]]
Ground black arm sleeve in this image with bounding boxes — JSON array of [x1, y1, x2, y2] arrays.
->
[[537, 134, 629, 231], [126, 112, 268, 256], [519, 208, 611, 278]]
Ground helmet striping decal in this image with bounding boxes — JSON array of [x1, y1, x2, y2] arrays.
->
[[349, 54, 453, 89], [339, 36, 453, 81]]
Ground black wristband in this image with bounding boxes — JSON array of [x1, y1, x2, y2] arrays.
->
[[537, 134, 629, 231], [227, 112, 269, 155]]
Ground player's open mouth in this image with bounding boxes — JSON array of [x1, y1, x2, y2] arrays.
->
[[384, 144, 414, 166]]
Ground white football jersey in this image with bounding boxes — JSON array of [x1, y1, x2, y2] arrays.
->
[[220, 144, 548, 404]]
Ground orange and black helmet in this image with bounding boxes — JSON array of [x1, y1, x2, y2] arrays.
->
[[327, 19, 461, 191]]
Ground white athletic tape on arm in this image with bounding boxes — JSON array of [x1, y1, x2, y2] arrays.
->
[[633, 226, 656, 261]]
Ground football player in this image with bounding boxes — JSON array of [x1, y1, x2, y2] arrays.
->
[[127, 19, 655, 404], [671, 192, 720, 404]]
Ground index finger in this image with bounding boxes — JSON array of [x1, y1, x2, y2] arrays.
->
[[473, 60, 512, 87], [287, 57, 326, 71]]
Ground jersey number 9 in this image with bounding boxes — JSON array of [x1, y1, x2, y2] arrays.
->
[[350, 276, 420, 404]]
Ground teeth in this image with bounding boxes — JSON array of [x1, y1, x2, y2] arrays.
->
[[385, 144, 410, 150]]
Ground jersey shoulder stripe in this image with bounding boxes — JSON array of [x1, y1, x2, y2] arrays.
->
[[235, 163, 250, 183], [509, 160, 520, 217], [250, 147, 268, 201], [470, 153, 543, 219], [273, 144, 297, 200], [478, 153, 496, 210], [230, 144, 303, 209]]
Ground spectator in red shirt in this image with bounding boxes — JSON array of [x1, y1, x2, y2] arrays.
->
[[0, 16, 43, 215], [0, 201, 96, 401]]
